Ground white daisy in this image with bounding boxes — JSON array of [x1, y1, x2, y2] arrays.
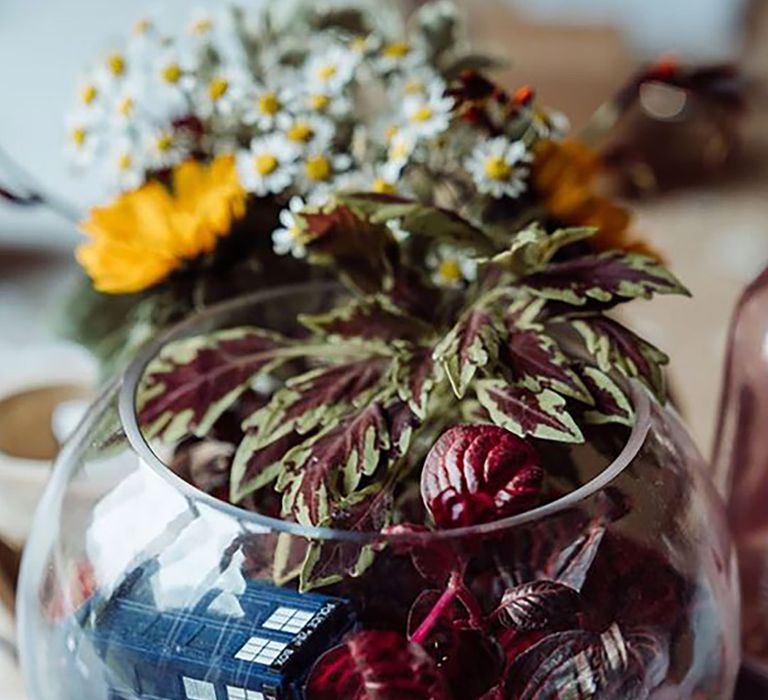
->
[[465, 137, 532, 199], [63, 115, 100, 168], [390, 67, 444, 100], [272, 196, 309, 258], [143, 127, 186, 170], [109, 139, 145, 191], [383, 129, 417, 178], [242, 84, 292, 129], [305, 46, 359, 95], [375, 41, 426, 74], [277, 113, 335, 153], [237, 134, 298, 196], [154, 46, 197, 96], [295, 150, 352, 194], [296, 88, 352, 119], [401, 82, 454, 140], [195, 66, 251, 117], [386, 219, 410, 243], [428, 245, 478, 288]]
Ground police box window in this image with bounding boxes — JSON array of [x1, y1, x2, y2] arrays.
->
[[183, 676, 217, 700]]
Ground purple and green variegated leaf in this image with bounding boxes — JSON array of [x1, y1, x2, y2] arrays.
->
[[572, 317, 668, 400], [476, 380, 583, 443], [521, 252, 689, 307], [579, 366, 634, 427], [302, 205, 396, 294], [497, 580, 582, 632], [137, 328, 291, 442], [504, 323, 592, 403], [433, 306, 503, 398], [229, 430, 306, 503], [299, 486, 393, 591], [394, 347, 440, 419], [276, 400, 417, 527], [491, 225, 596, 276], [243, 356, 392, 448], [299, 295, 432, 343]]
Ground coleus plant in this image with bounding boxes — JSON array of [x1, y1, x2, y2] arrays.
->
[[136, 191, 687, 593]]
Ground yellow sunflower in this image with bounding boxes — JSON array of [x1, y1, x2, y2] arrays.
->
[[77, 154, 246, 294]]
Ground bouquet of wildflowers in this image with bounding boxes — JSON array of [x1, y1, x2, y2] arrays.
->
[[60, 0, 650, 373]]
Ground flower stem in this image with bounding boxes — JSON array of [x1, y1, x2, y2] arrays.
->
[[411, 571, 462, 646]]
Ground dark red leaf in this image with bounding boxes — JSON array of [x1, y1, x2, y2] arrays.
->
[[305, 630, 451, 700], [421, 425, 543, 528], [498, 581, 582, 632]]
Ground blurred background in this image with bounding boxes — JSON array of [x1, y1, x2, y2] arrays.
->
[[1, 0, 767, 697]]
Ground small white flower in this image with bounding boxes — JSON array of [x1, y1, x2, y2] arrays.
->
[[401, 82, 454, 140], [305, 46, 359, 94], [154, 46, 197, 96], [195, 66, 251, 117], [375, 41, 423, 74], [109, 139, 145, 191], [384, 129, 417, 177], [63, 115, 100, 168], [428, 245, 478, 288], [237, 134, 298, 196], [295, 150, 352, 194], [143, 128, 186, 169], [243, 84, 292, 129], [295, 88, 352, 119], [386, 219, 410, 243], [277, 113, 335, 153], [272, 196, 309, 258], [187, 8, 215, 39], [390, 68, 444, 100], [465, 137, 532, 199]]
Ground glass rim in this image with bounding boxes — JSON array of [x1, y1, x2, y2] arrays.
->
[[120, 281, 653, 544]]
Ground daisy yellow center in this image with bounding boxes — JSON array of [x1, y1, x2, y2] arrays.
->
[[438, 259, 462, 284], [156, 134, 173, 152], [391, 140, 410, 160], [305, 155, 331, 182], [81, 84, 98, 105], [107, 53, 126, 77], [484, 155, 512, 182], [410, 106, 433, 123], [287, 122, 315, 143], [258, 92, 281, 115], [72, 128, 87, 147], [405, 80, 426, 95], [383, 42, 410, 59], [317, 64, 337, 81], [289, 224, 302, 239], [162, 63, 182, 84], [372, 178, 396, 195], [350, 36, 368, 52], [192, 18, 212, 35], [208, 78, 229, 102], [118, 97, 134, 117], [309, 93, 331, 111], [118, 153, 132, 171], [254, 153, 279, 176], [384, 125, 399, 142]]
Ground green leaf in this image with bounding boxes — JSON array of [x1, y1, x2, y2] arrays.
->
[[242, 356, 392, 449], [137, 328, 292, 442], [394, 346, 440, 420], [571, 317, 668, 400], [521, 252, 690, 306], [579, 367, 634, 427], [433, 305, 503, 398], [336, 193, 494, 254], [476, 379, 584, 443], [299, 295, 432, 343]]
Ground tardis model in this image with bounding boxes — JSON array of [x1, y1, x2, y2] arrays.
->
[[73, 561, 354, 700]]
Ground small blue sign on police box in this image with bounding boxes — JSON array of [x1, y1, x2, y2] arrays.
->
[[75, 561, 353, 700]]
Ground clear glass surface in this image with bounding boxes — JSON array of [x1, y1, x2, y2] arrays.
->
[[18, 284, 740, 700]]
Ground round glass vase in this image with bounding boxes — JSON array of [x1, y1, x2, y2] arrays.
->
[[17, 284, 740, 700]]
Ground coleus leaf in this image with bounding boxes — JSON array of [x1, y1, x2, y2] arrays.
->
[[302, 204, 397, 294], [475, 380, 583, 443], [300, 486, 393, 592], [503, 322, 591, 403], [571, 316, 668, 400], [305, 630, 451, 700], [521, 252, 689, 307], [300, 295, 432, 343], [137, 328, 292, 441], [579, 366, 634, 427], [277, 400, 418, 526], [243, 355, 392, 448], [502, 624, 652, 700], [337, 192, 493, 253], [394, 347, 440, 420], [433, 306, 503, 398], [421, 425, 544, 528], [496, 581, 582, 633]]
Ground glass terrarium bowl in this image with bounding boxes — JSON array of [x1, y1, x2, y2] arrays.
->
[[17, 284, 740, 700]]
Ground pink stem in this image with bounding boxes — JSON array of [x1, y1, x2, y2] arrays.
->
[[411, 572, 461, 646]]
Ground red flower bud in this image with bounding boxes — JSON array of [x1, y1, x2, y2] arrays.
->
[[421, 425, 543, 528]]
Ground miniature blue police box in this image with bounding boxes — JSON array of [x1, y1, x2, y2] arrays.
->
[[73, 561, 353, 700]]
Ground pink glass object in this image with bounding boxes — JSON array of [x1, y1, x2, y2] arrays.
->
[[713, 265, 768, 679]]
